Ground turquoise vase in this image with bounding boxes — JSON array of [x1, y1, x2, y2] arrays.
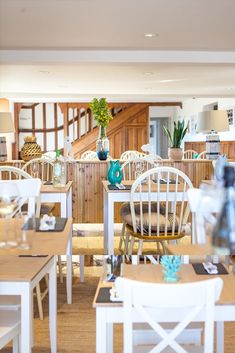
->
[[107, 161, 123, 185]]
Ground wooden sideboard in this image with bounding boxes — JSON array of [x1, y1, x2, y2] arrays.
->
[[1, 159, 213, 223]]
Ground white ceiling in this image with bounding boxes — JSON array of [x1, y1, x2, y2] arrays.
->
[[0, 0, 235, 100]]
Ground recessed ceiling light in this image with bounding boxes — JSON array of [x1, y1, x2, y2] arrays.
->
[[39, 70, 50, 74], [143, 72, 154, 76], [145, 87, 153, 90], [159, 79, 175, 83], [144, 33, 158, 38]]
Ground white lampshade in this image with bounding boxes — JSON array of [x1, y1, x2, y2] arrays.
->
[[197, 110, 229, 133], [0, 112, 14, 133]]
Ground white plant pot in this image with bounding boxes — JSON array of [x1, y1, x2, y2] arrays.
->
[[168, 148, 183, 160]]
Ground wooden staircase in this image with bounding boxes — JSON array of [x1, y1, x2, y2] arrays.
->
[[72, 103, 150, 159]]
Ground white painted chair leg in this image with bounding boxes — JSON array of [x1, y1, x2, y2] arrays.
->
[[128, 237, 135, 255], [80, 255, 85, 282], [36, 284, 43, 321], [137, 240, 143, 255]]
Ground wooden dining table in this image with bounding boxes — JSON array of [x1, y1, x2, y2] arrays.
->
[[93, 263, 235, 353], [0, 218, 73, 304], [0, 255, 57, 353]]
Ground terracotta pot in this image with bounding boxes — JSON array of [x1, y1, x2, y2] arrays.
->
[[168, 148, 183, 160]]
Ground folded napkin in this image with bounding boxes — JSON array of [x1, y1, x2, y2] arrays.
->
[[39, 215, 56, 231]]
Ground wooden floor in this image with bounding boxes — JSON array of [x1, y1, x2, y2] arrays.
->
[[72, 223, 192, 255], [3, 265, 235, 353]]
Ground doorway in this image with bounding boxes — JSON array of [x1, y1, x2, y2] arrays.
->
[[149, 117, 170, 158]]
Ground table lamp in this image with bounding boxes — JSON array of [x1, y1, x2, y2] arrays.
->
[[197, 110, 229, 160], [0, 112, 15, 161]]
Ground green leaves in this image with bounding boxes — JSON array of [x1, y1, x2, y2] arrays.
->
[[89, 98, 113, 128], [163, 120, 187, 148]]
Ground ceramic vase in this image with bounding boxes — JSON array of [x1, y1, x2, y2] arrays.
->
[[96, 126, 109, 161]]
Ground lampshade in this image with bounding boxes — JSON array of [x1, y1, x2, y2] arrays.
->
[[197, 110, 229, 133], [0, 112, 14, 133]]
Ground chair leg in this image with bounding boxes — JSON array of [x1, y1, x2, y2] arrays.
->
[[128, 237, 135, 255], [36, 284, 44, 321], [118, 222, 126, 252], [58, 255, 63, 283], [80, 255, 85, 282], [13, 335, 19, 353], [137, 240, 143, 255]]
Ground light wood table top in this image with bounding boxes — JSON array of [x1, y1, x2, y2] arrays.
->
[[0, 255, 53, 282], [40, 180, 72, 194], [93, 264, 235, 307], [0, 218, 72, 255], [102, 180, 185, 193]]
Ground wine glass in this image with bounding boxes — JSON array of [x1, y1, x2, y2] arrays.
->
[[0, 182, 20, 248], [15, 211, 34, 250], [31, 162, 39, 178]]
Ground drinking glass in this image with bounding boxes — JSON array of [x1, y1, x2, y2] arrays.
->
[[0, 182, 20, 248], [15, 212, 35, 250], [31, 162, 39, 178]]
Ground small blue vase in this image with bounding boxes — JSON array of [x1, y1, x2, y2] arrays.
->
[[107, 160, 123, 185]]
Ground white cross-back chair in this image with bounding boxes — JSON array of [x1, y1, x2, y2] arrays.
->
[[119, 158, 159, 253], [120, 150, 147, 161], [22, 158, 54, 182], [183, 149, 197, 159], [0, 310, 20, 353], [116, 276, 223, 353], [197, 151, 207, 159], [121, 167, 193, 255], [80, 150, 98, 160]]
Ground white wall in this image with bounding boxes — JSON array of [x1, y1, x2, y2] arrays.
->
[[180, 98, 235, 142]]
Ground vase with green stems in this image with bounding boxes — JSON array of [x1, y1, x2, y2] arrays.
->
[[89, 98, 113, 161]]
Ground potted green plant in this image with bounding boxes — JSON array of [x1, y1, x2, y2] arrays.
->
[[89, 98, 113, 160], [163, 120, 187, 160]]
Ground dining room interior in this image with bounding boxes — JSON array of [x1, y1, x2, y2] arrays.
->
[[0, 0, 235, 352]]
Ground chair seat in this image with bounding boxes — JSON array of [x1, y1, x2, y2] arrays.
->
[[121, 202, 180, 234]]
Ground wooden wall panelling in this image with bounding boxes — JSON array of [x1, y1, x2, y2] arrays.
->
[[185, 141, 235, 159]]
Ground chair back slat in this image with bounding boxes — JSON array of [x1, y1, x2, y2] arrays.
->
[[130, 167, 193, 238], [183, 149, 197, 159]]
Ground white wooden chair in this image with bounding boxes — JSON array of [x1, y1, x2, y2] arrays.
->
[[121, 166, 193, 255], [22, 157, 54, 182], [80, 150, 98, 160], [183, 149, 197, 159], [120, 150, 147, 161], [116, 276, 223, 353], [197, 151, 207, 159], [0, 166, 31, 180], [0, 310, 21, 353], [0, 178, 48, 321], [119, 158, 158, 253]]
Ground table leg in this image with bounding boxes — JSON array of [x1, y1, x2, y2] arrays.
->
[[67, 188, 72, 218], [96, 308, 113, 353], [49, 256, 57, 353], [103, 192, 114, 254], [66, 224, 73, 304], [60, 194, 67, 218], [21, 284, 32, 353], [216, 321, 224, 353]]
